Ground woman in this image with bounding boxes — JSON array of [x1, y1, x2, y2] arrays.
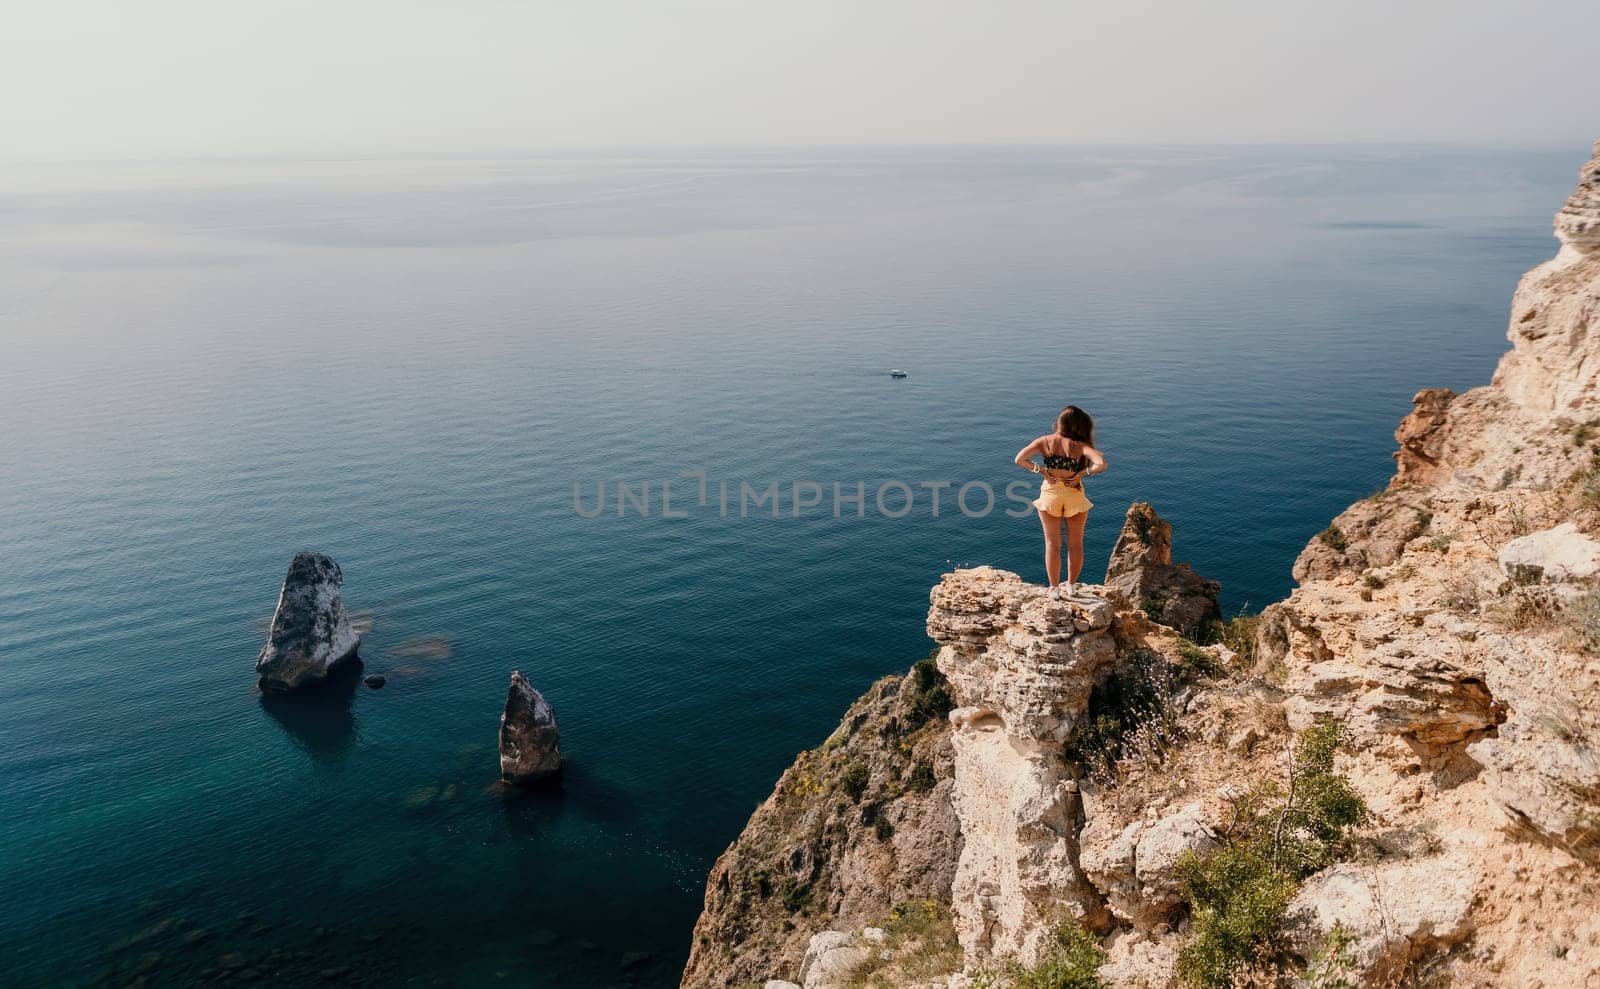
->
[[1014, 406, 1107, 599]]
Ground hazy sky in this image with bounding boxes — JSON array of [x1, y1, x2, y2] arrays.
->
[[1, 0, 1593, 158]]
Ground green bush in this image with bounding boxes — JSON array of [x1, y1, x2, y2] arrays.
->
[[1316, 525, 1348, 552], [1175, 845, 1295, 989], [909, 657, 954, 726], [907, 761, 937, 793], [780, 876, 812, 913], [840, 760, 871, 802], [1175, 720, 1368, 987], [1008, 922, 1107, 989], [1174, 639, 1223, 679], [1270, 720, 1370, 878], [1222, 615, 1261, 667]]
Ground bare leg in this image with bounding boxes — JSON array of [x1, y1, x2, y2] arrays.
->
[[1038, 509, 1063, 588], [1065, 511, 1088, 588]]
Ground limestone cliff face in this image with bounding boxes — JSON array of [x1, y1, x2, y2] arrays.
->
[[1259, 140, 1600, 985], [682, 140, 1600, 989]]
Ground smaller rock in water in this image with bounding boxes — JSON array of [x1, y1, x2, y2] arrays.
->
[[499, 671, 562, 784], [255, 552, 361, 691], [363, 675, 386, 689]]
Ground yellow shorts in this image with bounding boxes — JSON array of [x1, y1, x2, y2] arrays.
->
[[1033, 480, 1092, 518]]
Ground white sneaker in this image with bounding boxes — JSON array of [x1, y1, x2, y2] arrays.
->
[[1064, 582, 1077, 598], [1048, 586, 1061, 600]]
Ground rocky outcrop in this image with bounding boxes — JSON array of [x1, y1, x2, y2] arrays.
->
[[679, 663, 961, 988], [1555, 138, 1600, 254], [1498, 521, 1600, 584], [498, 672, 561, 783], [1079, 801, 1216, 931], [798, 932, 868, 989], [928, 568, 1118, 963], [1284, 854, 1478, 984], [1393, 387, 1456, 486], [255, 552, 361, 691], [1103, 503, 1220, 634]]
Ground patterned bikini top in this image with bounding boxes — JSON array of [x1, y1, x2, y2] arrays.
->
[[1041, 445, 1089, 472]]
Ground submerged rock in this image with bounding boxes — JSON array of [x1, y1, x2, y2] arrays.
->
[[498, 671, 562, 784], [363, 675, 386, 689], [1103, 503, 1220, 635], [255, 552, 361, 691]]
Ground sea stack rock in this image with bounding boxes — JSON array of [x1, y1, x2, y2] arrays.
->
[[499, 671, 561, 784], [1103, 502, 1220, 635], [255, 552, 361, 692], [1555, 139, 1600, 254]]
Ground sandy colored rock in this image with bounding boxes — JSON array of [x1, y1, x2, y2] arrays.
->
[[1285, 854, 1478, 984], [799, 931, 867, 989], [1498, 521, 1600, 584], [1080, 801, 1216, 930], [930, 568, 1117, 963], [1555, 139, 1600, 254], [1103, 503, 1220, 635]]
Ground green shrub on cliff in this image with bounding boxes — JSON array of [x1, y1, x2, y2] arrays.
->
[[1175, 720, 1369, 988], [909, 656, 953, 726], [840, 760, 870, 801], [1007, 921, 1108, 989]]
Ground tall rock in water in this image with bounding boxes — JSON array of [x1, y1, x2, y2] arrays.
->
[[1103, 502, 1220, 635], [499, 671, 562, 784], [255, 552, 361, 691]]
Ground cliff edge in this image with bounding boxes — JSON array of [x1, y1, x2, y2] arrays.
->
[[682, 140, 1600, 988]]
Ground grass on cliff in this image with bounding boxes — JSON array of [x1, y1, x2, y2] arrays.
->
[[842, 900, 964, 989], [1571, 590, 1600, 654], [1062, 647, 1184, 782], [1175, 720, 1369, 989], [978, 921, 1108, 989], [1007, 922, 1108, 989]]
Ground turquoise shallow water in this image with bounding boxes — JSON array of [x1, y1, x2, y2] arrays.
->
[[0, 146, 1583, 987]]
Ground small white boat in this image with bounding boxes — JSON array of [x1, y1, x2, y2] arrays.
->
[[888, 369, 908, 378]]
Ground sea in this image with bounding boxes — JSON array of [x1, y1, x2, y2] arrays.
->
[[0, 144, 1583, 987]]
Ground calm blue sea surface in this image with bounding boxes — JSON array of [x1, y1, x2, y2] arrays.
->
[[0, 146, 1581, 986]]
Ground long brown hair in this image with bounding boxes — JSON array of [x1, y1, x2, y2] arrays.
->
[[1055, 405, 1095, 446]]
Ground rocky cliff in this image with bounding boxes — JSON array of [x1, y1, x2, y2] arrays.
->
[[682, 140, 1600, 989]]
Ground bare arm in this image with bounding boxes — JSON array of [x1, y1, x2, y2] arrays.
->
[[1013, 437, 1046, 475]]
